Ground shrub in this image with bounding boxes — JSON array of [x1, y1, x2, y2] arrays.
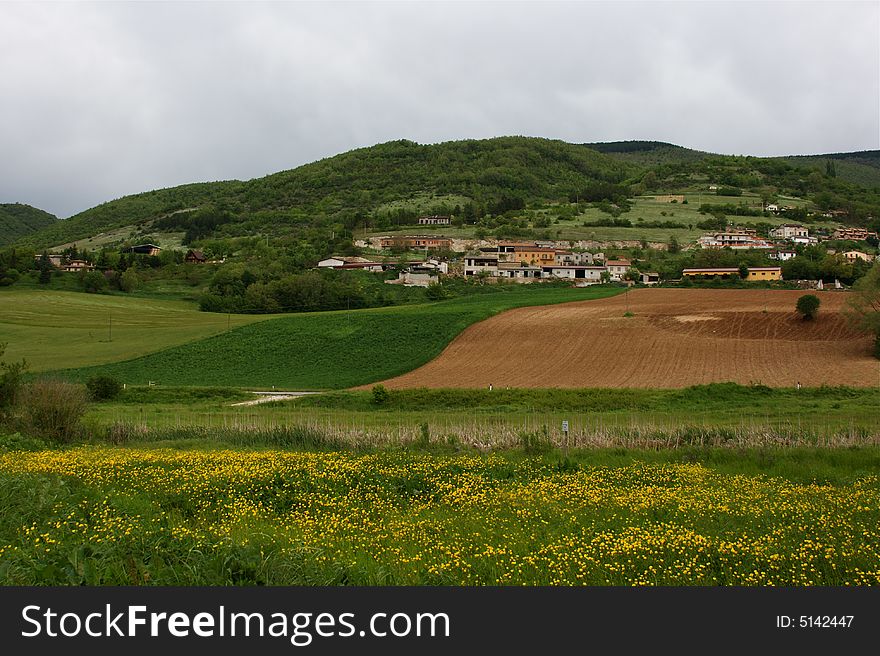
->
[[0, 344, 27, 421], [20, 380, 88, 444], [796, 294, 821, 320], [519, 426, 553, 455], [874, 333, 880, 359], [81, 270, 108, 293], [371, 384, 389, 405], [86, 375, 123, 401]]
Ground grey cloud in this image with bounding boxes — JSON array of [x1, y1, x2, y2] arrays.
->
[[1, 1, 877, 218]]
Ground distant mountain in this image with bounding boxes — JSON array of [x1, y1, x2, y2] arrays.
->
[[0, 203, 58, 247]]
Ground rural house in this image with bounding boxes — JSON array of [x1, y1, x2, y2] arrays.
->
[[61, 259, 94, 273], [769, 224, 809, 239], [605, 259, 632, 281], [184, 249, 206, 264], [842, 250, 872, 263], [463, 254, 500, 277]]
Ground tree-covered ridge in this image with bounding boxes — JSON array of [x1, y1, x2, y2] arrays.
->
[[23, 181, 244, 249], [0, 203, 57, 247], [14, 137, 880, 250], [18, 137, 636, 249]]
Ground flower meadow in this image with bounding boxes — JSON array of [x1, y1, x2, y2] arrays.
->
[[0, 448, 879, 586]]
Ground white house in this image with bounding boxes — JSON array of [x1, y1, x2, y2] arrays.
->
[[463, 254, 499, 277], [317, 256, 384, 272], [605, 259, 632, 281], [768, 250, 797, 261], [541, 265, 605, 283]]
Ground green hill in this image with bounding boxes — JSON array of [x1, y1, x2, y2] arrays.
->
[[784, 151, 880, 189], [19, 137, 636, 249], [14, 137, 880, 252], [0, 203, 57, 247]]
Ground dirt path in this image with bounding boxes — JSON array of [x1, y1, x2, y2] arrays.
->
[[375, 289, 879, 389]]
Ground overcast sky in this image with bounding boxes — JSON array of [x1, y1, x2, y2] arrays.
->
[[1, 1, 878, 218]]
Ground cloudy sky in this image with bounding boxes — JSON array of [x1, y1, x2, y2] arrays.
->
[[1, 1, 878, 218]]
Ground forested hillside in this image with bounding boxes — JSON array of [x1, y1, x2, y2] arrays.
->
[[13, 137, 880, 251], [0, 203, 57, 246]]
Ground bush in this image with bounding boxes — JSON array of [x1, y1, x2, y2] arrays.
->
[[371, 384, 389, 405], [519, 426, 553, 455], [86, 375, 123, 401], [0, 345, 26, 421], [20, 380, 88, 444], [796, 294, 821, 320]]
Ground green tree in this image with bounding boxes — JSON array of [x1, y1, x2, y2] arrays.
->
[[37, 253, 52, 284], [738, 263, 749, 280], [119, 268, 139, 293], [847, 262, 880, 357], [796, 294, 821, 320], [81, 271, 108, 293], [667, 235, 681, 254]]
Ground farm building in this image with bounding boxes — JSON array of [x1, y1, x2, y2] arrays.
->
[[640, 272, 660, 285], [379, 236, 453, 251], [417, 215, 451, 225], [185, 250, 206, 264], [317, 256, 385, 272], [123, 244, 161, 256], [682, 267, 781, 281], [541, 265, 605, 282]]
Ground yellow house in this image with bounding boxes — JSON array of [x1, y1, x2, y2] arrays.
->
[[504, 247, 557, 267], [746, 267, 782, 280], [682, 266, 782, 280]]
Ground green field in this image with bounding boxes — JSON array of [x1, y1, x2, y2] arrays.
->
[[53, 286, 623, 389], [0, 289, 271, 371], [1, 444, 878, 585]]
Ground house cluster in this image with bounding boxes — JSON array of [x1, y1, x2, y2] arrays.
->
[[463, 241, 637, 284], [33, 244, 218, 275], [699, 224, 823, 252], [33, 253, 95, 273], [316, 256, 448, 287]]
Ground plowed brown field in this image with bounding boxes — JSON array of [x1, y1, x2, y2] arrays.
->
[[378, 289, 880, 389]]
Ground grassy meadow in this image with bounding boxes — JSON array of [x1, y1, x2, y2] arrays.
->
[[370, 194, 839, 244], [1, 445, 879, 585], [0, 289, 271, 372], [53, 285, 623, 389], [82, 384, 880, 451]]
